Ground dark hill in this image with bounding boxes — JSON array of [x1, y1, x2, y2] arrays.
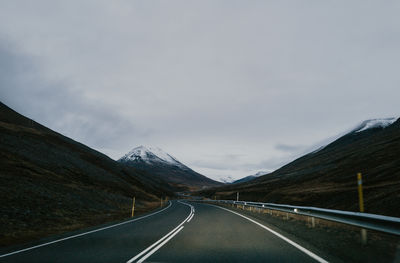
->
[[0, 102, 172, 246], [200, 119, 400, 217]]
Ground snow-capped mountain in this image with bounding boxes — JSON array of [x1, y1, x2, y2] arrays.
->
[[119, 146, 185, 169], [311, 117, 399, 154], [118, 146, 222, 190]]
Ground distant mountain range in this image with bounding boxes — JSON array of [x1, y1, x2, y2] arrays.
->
[[119, 146, 222, 191], [232, 171, 268, 184], [220, 171, 268, 184], [199, 117, 400, 217]]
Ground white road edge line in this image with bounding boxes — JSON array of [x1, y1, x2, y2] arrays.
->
[[127, 201, 193, 263], [0, 201, 173, 258], [213, 204, 329, 263]]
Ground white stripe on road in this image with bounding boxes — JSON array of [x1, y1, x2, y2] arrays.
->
[[213, 205, 329, 263], [127, 201, 194, 263], [126, 219, 187, 263], [137, 226, 184, 263], [187, 213, 194, 223], [0, 201, 172, 258]]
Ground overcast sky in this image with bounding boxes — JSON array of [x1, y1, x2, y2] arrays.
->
[[1, 1, 399, 181]]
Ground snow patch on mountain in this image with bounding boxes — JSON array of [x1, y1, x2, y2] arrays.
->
[[252, 171, 268, 177], [352, 118, 398, 133], [219, 176, 235, 184]]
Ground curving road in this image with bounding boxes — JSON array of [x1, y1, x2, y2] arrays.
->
[[0, 201, 328, 262]]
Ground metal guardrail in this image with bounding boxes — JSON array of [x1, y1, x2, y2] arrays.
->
[[198, 199, 400, 236]]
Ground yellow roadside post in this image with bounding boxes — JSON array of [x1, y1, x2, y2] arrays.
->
[[357, 173, 367, 244], [131, 197, 135, 217], [357, 173, 364, 212]]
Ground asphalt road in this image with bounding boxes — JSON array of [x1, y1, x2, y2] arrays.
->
[[0, 201, 328, 262]]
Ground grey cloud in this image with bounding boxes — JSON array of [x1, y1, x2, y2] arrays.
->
[[275, 144, 305, 153], [0, 41, 149, 156], [1, 1, 399, 180], [240, 158, 289, 172], [191, 155, 287, 173], [190, 154, 246, 170]]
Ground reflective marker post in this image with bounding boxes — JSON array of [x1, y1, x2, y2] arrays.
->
[[357, 173, 367, 244], [357, 173, 364, 212]]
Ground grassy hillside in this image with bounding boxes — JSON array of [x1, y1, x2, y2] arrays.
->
[[0, 102, 172, 247], [200, 119, 400, 217], [121, 160, 223, 192]]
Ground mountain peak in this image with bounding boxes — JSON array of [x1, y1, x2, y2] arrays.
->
[[118, 145, 221, 189], [119, 145, 184, 168]]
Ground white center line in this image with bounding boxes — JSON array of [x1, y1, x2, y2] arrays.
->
[[187, 213, 194, 223], [137, 226, 184, 263], [127, 201, 194, 263]]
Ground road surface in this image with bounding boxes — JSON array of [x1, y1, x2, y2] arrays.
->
[[0, 201, 328, 262]]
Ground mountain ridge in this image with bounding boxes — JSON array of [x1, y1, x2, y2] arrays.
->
[[199, 117, 400, 217]]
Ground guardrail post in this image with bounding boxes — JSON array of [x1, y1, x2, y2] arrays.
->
[[361, 228, 367, 245], [311, 217, 315, 228]]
